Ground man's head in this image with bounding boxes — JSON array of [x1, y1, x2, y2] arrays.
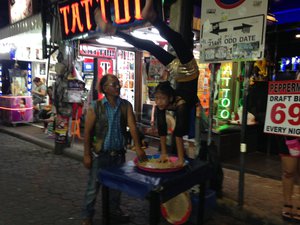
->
[[99, 74, 121, 97]]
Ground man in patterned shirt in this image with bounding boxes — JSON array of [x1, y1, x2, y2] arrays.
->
[[81, 74, 147, 225]]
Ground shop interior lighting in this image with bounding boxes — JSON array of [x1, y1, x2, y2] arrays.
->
[[0, 31, 42, 48], [131, 29, 167, 44], [96, 36, 134, 48], [267, 13, 278, 23]]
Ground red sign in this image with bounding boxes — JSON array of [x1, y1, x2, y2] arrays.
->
[[79, 44, 116, 58], [58, 0, 146, 40], [264, 80, 300, 137]]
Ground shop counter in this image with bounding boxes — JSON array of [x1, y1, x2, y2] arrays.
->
[[98, 159, 212, 225], [200, 124, 259, 161], [0, 95, 33, 125]]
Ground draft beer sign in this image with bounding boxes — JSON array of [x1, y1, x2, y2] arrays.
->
[[58, 0, 146, 40]]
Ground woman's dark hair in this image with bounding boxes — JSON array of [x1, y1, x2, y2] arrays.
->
[[154, 81, 175, 98], [33, 77, 41, 83]]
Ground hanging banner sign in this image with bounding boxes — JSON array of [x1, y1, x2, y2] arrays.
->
[[58, 0, 148, 40], [79, 44, 116, 58], [264, 80, 300, 137], [200, 0, 268, 62]]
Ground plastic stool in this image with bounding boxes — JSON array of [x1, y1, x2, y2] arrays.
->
[[71, 119, 83, 140]]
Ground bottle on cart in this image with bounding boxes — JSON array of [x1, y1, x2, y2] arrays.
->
[[231, 112, 235, 121]]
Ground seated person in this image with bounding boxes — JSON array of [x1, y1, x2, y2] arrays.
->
[[38, 86, 54, 132], [32, 77, 47, 111]]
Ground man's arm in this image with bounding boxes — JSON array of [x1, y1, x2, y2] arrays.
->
[[83, 106, 96, 169], [126, 103, 147, 161]]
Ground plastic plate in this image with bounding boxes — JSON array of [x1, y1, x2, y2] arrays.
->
[[134, 154, 187, 173]]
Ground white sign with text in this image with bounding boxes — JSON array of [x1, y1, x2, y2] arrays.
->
[[200, 0, 268, 62], [264, 80, 300, 137]]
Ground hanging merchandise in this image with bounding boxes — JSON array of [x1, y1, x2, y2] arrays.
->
[[147, 56, 166, 100], [67, 65, 85, 103], [53, 57, 72, 145], [55, 114, 69, 144], [197, 65, 211, 115], [53, 62, 72, 116]]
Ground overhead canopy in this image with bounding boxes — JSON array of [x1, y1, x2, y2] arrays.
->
[[0, 13, 42, 42]]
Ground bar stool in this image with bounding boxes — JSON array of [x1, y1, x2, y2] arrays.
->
[[71, 119, 83, 140]]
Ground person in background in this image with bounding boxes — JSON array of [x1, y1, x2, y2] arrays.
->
[[38, 86, 54, 133], [279, 75, 300, 222], [94, 0, 199, 167], [81, 74, 147, 225], [32, 77, 47, 117]]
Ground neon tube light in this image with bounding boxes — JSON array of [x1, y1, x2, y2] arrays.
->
[[0, 106, 33, 111]]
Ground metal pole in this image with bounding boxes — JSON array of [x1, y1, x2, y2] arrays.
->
[[207, 64, 216, 146], [238, 61, 254, 207]]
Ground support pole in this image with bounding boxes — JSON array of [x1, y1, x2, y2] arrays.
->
[[238, 61, 254, 207]]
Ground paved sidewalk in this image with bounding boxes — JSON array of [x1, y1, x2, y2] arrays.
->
[[0, 123, 295, 225]]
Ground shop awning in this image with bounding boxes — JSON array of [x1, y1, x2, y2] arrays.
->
[[0, 13, 42, 40]]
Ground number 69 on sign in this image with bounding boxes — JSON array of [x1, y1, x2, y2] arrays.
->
[[270, 102, 300, 126]]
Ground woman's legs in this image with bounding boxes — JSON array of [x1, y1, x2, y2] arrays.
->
[[294, 159, 300, 220], [142, 0, 194, 64], [94, 6, 175, 66], [116, 31, 175, 66], [281, 156, 298, 219]]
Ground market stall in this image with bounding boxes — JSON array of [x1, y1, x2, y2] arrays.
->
[[0, 61, 33, 125]]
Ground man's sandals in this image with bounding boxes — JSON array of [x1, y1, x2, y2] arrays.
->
[[294, 207, 300, 222], [282, 205, 293, 221], [282, 205, 300, 222]]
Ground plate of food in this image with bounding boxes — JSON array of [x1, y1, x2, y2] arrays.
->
[[134, 154, 187, 173]]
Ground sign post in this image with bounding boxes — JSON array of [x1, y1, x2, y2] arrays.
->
[[200, 0, 268, 62], [200, 0, 268, 207]]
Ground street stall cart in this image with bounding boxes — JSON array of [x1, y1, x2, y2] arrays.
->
[[98, 158, 212, 225], [0, 63, 33, 125]]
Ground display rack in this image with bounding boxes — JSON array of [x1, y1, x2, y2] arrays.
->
[[117, 49, 135, 107]]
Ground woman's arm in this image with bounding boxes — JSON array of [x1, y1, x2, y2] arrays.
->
[[173, 103, 189, 166], [156, 108, 169, 160]]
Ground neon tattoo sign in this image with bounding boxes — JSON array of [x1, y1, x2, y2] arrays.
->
[[218, 65, 232, 119], [58, 0, 145, 40]]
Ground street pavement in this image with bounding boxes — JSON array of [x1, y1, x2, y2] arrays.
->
[[0, 123, 297, 225]]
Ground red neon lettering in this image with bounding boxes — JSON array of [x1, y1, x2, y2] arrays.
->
[[134, 0, 143, 20], [71, 3, 84, 33], [81, 0, 93, 30], [95, 0, 108, 23], [59, 6, 70, 35], [114, 0, 130, 24]]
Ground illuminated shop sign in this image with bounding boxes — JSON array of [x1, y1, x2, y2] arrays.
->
[[280, 56, 300, 72], [218, 65, 232, 119], [58, 0, 146, 40], [79, 44, 116, 58]]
